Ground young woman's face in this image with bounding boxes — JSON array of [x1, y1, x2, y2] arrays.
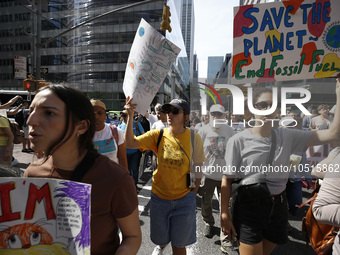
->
[[27, 89, 67, 153], [167, 107, 187, 128], [253, 92, 278, 121], [93, 106, 106, 131]]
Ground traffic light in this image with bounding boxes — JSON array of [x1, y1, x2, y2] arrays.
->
[[23, 79, 51, 92], [23, 79, 39, 92], [160, 4, 172, 33]]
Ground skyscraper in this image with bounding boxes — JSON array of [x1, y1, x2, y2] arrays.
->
[[0, 0, 191, 109], [207, 56, 224, 85]]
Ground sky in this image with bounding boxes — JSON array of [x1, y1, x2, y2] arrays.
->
[[194, 0, 240, 78]]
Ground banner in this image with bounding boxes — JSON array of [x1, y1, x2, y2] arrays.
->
[[0, 178, 91, 254], [306, 143, 333, 166], [232, 0, 340, 84], [14, 56, 27, 80], [123, 19, 181, 114]]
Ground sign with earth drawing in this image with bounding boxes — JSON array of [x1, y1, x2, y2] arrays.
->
[[232, 0, 340, 84], [123, 19, 181, 114]]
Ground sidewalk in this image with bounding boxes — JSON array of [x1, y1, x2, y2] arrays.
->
[[12, 143, 36, 170]]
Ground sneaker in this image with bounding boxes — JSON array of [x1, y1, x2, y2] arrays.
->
[[204, 224, 214, 238], [11, 158, 19, 166], [221, 241, 239, 255], [152, 245, 165, 255]]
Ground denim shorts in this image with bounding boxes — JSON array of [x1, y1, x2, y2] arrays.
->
[[150, 191, 197, 247]]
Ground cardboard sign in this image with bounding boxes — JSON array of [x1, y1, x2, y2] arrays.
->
[[123, 19, 181, 114], [232, 0, 340, 84], [306, 143, 333, 166], [0, 178, 91, 254]]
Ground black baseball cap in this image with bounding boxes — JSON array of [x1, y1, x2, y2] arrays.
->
[[162, 99, 190, 115]]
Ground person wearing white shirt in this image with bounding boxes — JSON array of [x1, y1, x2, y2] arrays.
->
[[91, 99, 128, 169], [151, 103, 168, 130]]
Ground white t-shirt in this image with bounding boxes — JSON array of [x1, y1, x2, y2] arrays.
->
[[152, 120, 168, 130], [93, 124, 124, 163], [198, 124, 235, 180], [147, 114, 158, 129]]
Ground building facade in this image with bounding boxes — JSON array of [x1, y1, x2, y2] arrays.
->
[[207, 56, 223, 85], [0, 0, 191, 110]]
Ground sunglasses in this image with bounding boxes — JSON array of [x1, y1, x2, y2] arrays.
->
[[254, 101, 272, 110], [210, 112, 223, 117], [167, 108, 180, 115]]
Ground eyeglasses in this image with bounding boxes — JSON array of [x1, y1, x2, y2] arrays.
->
[[254, 101, 272, 110], [210, 112, 223, 117], [121, 114, 127, 117]]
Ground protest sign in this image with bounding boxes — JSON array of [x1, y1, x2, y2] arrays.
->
[[306, 143, 333, 166], [232, 0, 340, 84], [123, 19, 181, 114], [0, 177, 91, 255]]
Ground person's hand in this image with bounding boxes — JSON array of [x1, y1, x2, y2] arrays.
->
[[221, 212, 237, 241], [124, 96, 137, 118]]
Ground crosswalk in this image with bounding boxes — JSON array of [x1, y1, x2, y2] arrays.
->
[[137, 177, 152, 215]]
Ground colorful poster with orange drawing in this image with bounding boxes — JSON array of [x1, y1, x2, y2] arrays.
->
[[123, 19, 181, 114], [232, 0, 340, 84], [0, 177, 91, 255]]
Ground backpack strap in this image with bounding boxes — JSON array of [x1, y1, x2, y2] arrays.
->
[[109, 124, 119, 145], [190, 129, 195, 157], [71, 151, 100, 182], [190, 129, 195, 174], [157, 129, 164, 150]]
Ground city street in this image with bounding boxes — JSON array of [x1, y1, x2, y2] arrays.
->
[[12, 144, 315, 255]]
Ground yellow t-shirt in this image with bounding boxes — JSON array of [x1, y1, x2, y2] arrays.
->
[[136, 128, 206, 200], [0, 116, 10, 146]]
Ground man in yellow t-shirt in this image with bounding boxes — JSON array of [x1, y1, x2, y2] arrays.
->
[[0, 115, 14, 166]]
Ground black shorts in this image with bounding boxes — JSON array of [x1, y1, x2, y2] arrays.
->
[[233, 191, 288, 245]]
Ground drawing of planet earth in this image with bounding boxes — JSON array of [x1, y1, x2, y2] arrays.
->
[[139, 27, 145, 37], [326, 25, 340, 49]]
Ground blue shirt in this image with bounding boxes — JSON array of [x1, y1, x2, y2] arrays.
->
[[119, 121, 144, 154]]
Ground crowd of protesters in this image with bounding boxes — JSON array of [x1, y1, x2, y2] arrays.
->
[[1, 76, 340, 255]]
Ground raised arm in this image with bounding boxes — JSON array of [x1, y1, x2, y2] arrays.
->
[[305, 76, 340, 148], [124, 96, 141, 149], [0, 95, 22, 109]]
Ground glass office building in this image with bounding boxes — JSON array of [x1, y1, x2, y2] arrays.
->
[[0, 0, 190, 110]]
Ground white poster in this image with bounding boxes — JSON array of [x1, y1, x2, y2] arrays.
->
[[0, 177, 91, 254], [123, 19, 181, 114]]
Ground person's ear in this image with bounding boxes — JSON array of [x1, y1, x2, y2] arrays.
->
[[76, 119, 89, 136]]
